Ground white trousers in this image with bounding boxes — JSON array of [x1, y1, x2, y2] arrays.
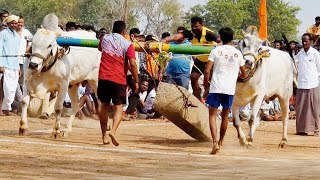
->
[[2, 68, 19, 111]]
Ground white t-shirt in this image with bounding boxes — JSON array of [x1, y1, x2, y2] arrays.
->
[[208, 45, 245, 95], [260, 101, 274, 115], [139, 91, 147, 102], [295, 47, 320, 89], [18, 28, 33, 65], [143, 89, 156, 112]]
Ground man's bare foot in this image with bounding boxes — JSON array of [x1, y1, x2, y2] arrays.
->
[[109, 132, 119, 146], [218, 140, 223, 148], [102, 135, 110, 145], [210, 142, 220, 155]]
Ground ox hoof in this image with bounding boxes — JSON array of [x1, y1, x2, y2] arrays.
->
[[19, 128, 28, 136], [278, 138, 288, 148], [246, 142, 253, 148], [51, 130, 62, 139], [60, 130, 69, 137], [239, 138, 248, 146]]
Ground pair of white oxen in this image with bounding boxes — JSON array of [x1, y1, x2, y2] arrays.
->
[[21, 14, 295, 148]]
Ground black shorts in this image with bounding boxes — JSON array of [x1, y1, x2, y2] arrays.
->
[[97, 79, 127, 105], [191, 59, 207, 74]]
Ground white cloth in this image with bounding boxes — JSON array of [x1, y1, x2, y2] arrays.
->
[[139, 91, 147, 102], [143, 89, 156, 112], [2, 68, 19, 110], [78, 85, 86, 98], [240, 103, 251, 116], [18, 28, 33, 64], [260, 101, 274, 115], [295, 47, 320, 89], [208, 45, 245, 95]]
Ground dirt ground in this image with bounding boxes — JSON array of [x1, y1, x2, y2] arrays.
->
[[0, 116, 320, 179]]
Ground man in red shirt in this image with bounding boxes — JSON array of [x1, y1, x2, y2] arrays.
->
[[98, 21, 139, 146]]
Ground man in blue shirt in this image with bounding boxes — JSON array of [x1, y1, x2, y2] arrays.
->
[[162, 27, 193, 89], [0, 15, 21, 116]]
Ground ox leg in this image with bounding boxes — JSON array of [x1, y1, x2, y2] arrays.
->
[[232, 105, 247, 146], [51, 84, 68, 138], [20, 93, 30, 136], [247, 95, 264, 146], [278, 96, 290, 148], [64, 84, 79, 134], [19, 61, 32, 135]]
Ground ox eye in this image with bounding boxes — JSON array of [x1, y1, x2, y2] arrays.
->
[[48, 45, 52, 48], [242, 41, 246, 48]]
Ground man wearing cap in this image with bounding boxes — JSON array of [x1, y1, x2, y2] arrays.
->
[[0, 15, 21, 116]]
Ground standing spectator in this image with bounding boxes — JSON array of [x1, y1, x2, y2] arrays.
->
[[203, 27, 247, 154], [97, 28, 108, 39], [16, 15, 32, 88], [289, 40, 299, 56], [307, 16, 320, 38], [0, 10, 9, 20], [161, 32, 170, 39], [65, 21, 77, 31], [128, 28, 141, 90], [295, 33, 320, 136], [0, 10, 9, 31], [273, 40, 282, 50], [0, 15, 21, 116], [97, 21, 139, 146], [189, 16, 220, 100]]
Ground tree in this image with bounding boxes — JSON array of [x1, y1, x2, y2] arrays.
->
[[185, 0, 301, 40], [76, 0, 137, 32], [0, 0, 79, 32], [0, 0, 137, 33], [134, 0, 184, 38]]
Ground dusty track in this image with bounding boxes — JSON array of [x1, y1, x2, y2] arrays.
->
[[0, 116, 320, 179]]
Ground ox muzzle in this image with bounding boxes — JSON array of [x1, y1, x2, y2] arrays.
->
[[29, 62, 39, 69]]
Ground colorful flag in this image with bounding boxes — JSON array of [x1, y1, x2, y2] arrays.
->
[[258, 0, 268, 40]]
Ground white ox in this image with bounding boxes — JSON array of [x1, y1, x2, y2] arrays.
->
[[20, 14, 100, 137], [232, 27, 295, 147]]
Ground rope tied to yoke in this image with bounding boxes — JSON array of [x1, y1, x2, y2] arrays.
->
[[134, 40, 208, 77], [237, 49, 270, 83]]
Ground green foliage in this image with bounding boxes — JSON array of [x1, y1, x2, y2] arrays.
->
[[134, 0, 184, 38], [184, 0, 301, 40], [0, 0, 137, 33]]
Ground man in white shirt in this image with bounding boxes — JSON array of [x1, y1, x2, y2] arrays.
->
[[203, 27, 247, 155], [295, 33, 320, 136], [0, 15, 21, 116], [16, 15, 32, 87]]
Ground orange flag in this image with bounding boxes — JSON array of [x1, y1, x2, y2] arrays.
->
[[258, 0, 268, 40]]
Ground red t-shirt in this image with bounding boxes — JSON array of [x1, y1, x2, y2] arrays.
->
[[98, 34, 135, 85]]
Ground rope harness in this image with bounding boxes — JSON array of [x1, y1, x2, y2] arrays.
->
[[237, 49, 270, 83], [175, 84, 198, 111], [28, 46, 70, 72]]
